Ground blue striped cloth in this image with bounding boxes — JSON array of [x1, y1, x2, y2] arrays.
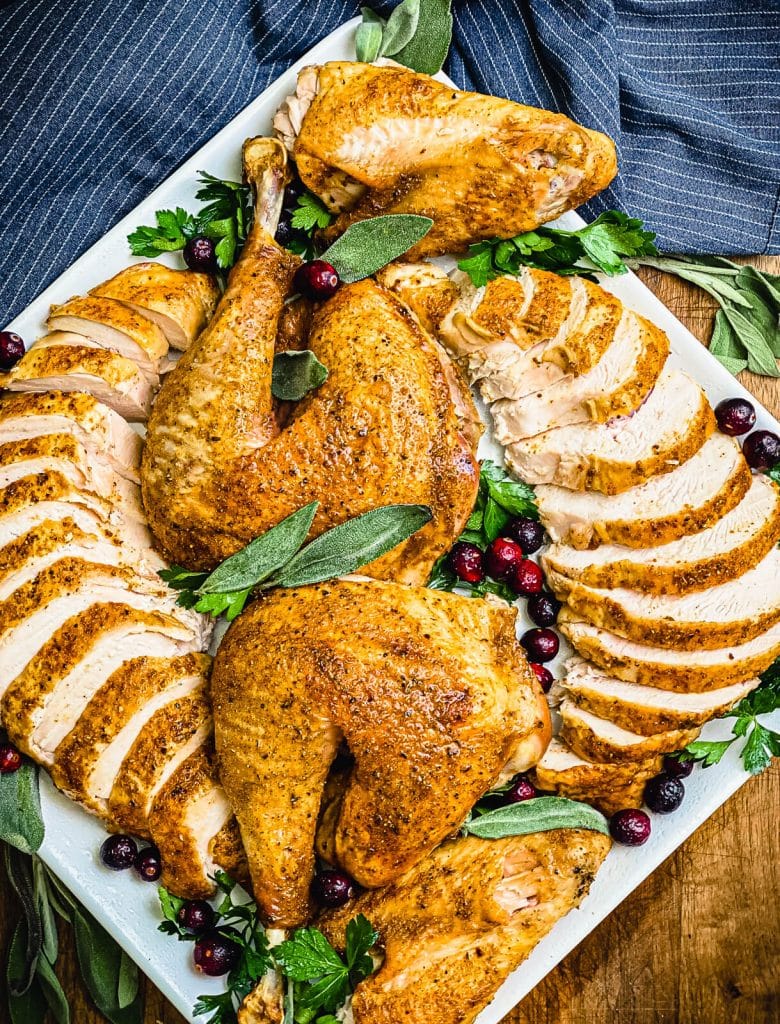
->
[[1, 0, 778, 324]]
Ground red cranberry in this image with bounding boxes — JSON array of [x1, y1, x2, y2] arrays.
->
[[609, 808, 651, 846], [527, 592, 560, 627], [644, 774, 685, 814], [100, 834, 138, 870], [193, 931, 241, 976], [484, 537, 524, 580], [177, 899, 215, 934], [505, 775, 537, 803], [520, 627, 559, 663], [529, 662, 554, 693], [183, 235, 217, 274], [293, 260, 340, 300], [663, 754, 694, 779], [714, 397, 756, 437], [505, 516, 545, 554], [134, 845, 162, 882], [510, 558, 544, 596], [0, 743, 22, 773], [283, 178, 307, 210], [0, 331, 25, 371], [311, 869, 355, 908], [742, 429, 780, 471], [275, 211, 306, 248], [448, 541, 484, 584]]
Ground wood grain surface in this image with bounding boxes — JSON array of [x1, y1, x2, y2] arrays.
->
[[1, 260, 778, 1024]]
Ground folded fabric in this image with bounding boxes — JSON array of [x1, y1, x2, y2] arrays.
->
[[0, 0, 777, 323]]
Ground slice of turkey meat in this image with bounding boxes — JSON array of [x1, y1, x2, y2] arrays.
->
[[90, 263, 220, 351], [47, 296, 168, 381], [559, 657, 759, 736], [490, 309, 668, 439], [547, 544, 780, 651], [535, 432, 751, 549], [0, 392, 142, 482], [0, 340, 153, 420], [559, 700, 700, 763], [2, 604, 202, 763], [505, 368, 715, 494], [543, 474, 780, 594]]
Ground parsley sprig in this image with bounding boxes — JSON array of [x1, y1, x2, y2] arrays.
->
[[683, 657, 780, 775], [283, 191, 334, 261], [428, 460, 539, 601]]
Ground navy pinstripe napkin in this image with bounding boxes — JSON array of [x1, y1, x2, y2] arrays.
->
[[0, 0, 778, 323]]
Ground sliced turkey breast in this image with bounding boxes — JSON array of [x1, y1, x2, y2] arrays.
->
[[490, 310, 668, 441], [548, 545, 780, 650], [0, 560, 208, 699], [47, 296, 168, 379], [0, 392, 142, 482], [561, 657, 759, 736], [543, 474, 780, 593], [2, 604, 200, 763], [0, 342, 153, 420], [560, 618, 780, 693], [50, 652, 209, 816], [505, 369, 715, 494], [530, 737, 661, 815], [536, 432, 751, 549], [559, 701, 700, 763], [209, 817, 248, 882], [90, 262, 220, 351], [147, 747, 234, 897]]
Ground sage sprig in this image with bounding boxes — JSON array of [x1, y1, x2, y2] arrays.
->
[[356, 0, 453, 75], [160, 501, 432, 620], [271, 351, 329, 401], [321, 214, 433, 283], [0, 761, 44, 855], [463, 797, 609, 840]]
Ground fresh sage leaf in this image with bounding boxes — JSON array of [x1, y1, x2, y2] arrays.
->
[[43, 868, 77, 924], [270, 504, 432, 588], [36, 955, 71, 1024], [3, 848, 41, 996], [322, 214, 433, 283], [74, 907, 142, 1024], [271, 351, 329, 401], [723, 307, 780, 377], [463, 796, 609, 840], [355, 7, 384, 62], [7, 921, 47, 1023], [33, 858, 58, 964], [0, 761, 44, 854], [380, 0, 421, 56], [393, 0, 453, 74], [199, 502, 318, 594], [117, 951, 139, 1011]]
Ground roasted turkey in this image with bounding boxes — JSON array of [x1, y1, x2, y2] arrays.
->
[[273, 62, 617, 257]]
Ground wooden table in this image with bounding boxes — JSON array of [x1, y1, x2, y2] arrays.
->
[[1, 260, 778, 1024]]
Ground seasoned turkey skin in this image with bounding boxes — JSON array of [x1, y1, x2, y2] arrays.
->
[[559, 701, 700, 763], [275, 62, 617, 257], [142, 137, 478, 583], [212, 578, 550, 927]]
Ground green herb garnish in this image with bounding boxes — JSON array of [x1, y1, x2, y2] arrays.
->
[[357, 0, 453, 75], [271, 351, 329, 401], [683, 657, 780, 775], [320, 214, 433, 283], [462, 796, 609, 840]]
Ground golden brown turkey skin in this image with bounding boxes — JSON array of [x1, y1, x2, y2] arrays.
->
[[211, 578, 551, 927], [275, 62, 617, 257], [141, 138, 478, 584]]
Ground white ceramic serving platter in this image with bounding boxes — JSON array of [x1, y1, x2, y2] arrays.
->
[[5, 16, 780, 1024]]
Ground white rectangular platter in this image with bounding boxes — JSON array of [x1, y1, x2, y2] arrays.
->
[[6, 16, 780, 1024]]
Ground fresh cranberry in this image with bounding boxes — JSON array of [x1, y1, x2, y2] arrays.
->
[[448, 542, 484, 584], [520, 627, 559, 663], [183, 236, 217, 274], [177, 899, 215, 934], [134, 845, 162, 882], [529, 662, 554, 693], [484, 537, 524, 580], [505, 516, 545, 554], [714, 397, 756, 437], [609, 808, 651, 846], [0, 743, 22, 774], [293, 260, 340, 300], [0, 331, 25, 371], [505, 775, 537, 803], [527, 592, 560, 627], [742, 430, 780, 471], [510, 558, 544, 596], [311, 869, 355, 908], [193, 932, 241, 976], [644, 774, 685, 814], [663, 754, 694, 779], [274, 211, 304, 248], [100, 834, 138, 871], [283, 178, 307, 210]]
